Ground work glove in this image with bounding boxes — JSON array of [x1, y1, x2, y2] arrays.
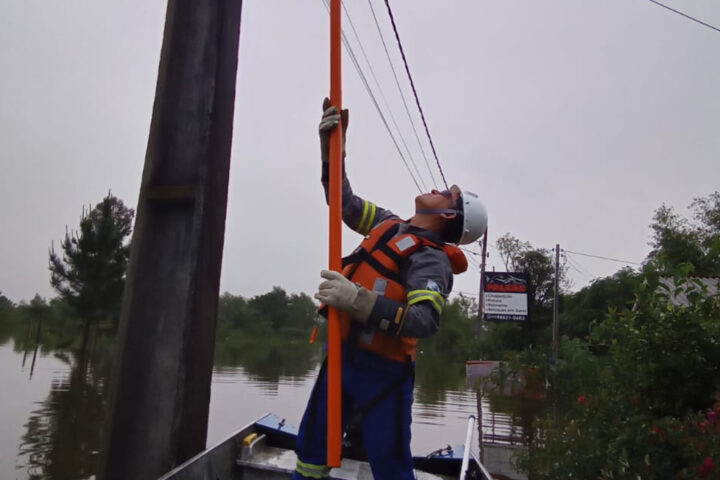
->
[[315, 270, 377, 324], [319, 97, 348, 164]]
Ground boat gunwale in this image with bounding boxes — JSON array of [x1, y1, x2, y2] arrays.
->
[[157, 412, 271, 480]]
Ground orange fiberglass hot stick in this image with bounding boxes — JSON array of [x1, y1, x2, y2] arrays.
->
[[326, 0, 343, 468]]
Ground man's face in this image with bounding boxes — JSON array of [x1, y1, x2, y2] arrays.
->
[[414, 185, 461, 216]]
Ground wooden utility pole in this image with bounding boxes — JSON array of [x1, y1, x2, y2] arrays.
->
[[552, 244, 560, 359], [98, 2, 243, 479]]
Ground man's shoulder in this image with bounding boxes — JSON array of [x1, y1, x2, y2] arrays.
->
[[407, 244, 452, 268]]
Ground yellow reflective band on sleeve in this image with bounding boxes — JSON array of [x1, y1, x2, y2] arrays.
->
[[407, 289, 445, 314], [357, 201, 377, 235], [367, 202, 377, 233], [295, 459, 331, 479]]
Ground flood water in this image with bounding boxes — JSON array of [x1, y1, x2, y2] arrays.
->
[[1, 339, 531, 479]]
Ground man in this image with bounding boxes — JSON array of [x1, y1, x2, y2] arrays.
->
[[292, 99, 488, 480]]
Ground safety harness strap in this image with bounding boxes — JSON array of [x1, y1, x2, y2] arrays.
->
[[344, 356, 415, 458], [341, 222, 403, 282]]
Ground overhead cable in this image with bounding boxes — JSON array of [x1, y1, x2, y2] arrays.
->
[[340, 1, 429, 191], [563, 249, 642, 266], [460, 246, 483, 257], [466, 255, 480, 270], [383, 0, 450, 189], [647, 0, 720, 33], [320, 0, 424, 192], [563, 254, 594, 282], [366, 0, 439, 189]]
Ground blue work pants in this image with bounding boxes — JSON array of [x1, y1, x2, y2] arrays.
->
[[292, 345, 415, 480]]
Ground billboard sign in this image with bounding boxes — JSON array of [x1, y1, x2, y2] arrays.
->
[[483, 272, 530, 322]]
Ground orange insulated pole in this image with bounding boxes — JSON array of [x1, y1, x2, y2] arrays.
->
[[326, 0, 343, 468]]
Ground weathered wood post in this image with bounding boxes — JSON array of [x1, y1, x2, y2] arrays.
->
[[98, 1, 243, 479]]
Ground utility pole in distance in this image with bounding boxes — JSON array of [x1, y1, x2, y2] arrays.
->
[[98, 2, 243, 479], [476, 230, 488, 337], [552, 244, 560, 360]]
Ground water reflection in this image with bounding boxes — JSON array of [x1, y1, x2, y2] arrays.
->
[[4, 330, 532, 480], [16, 348, 110, 480], [214, 340, 324, 382]]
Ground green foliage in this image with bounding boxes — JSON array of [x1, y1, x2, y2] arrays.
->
[[518, 273, 720, 479], [420, 294, 479, 363], [493, 233, 569, 351], [0, 291, 13, 310], [216, 287, 318, 340], [561, 267, 641, 340], [214, 288, 323, 381], [647, 191, 720, 276], [49, 193, 134, 326], [476, 321, 525, 359], [11, 296, 87, 353], [0, 291, 20, 343]]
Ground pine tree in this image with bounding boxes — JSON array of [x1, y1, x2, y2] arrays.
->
[[49, 193, 134, 327]]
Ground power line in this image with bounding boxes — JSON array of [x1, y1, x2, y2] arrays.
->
[[365, 0, 439, 189], [563, 254, 594, 281], [647, 0, 720, 33], [320, 0, 424, 192], [563, 249, 642, 266], [383, 0, 449, 189], [460, 246, 483, 257], [340, 1, 429, 191], [467, 255, 480, 270]]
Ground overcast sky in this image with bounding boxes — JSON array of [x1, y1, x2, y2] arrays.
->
[[1, 0, 718, 304]]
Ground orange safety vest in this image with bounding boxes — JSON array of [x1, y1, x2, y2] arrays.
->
[[340, 218, 468, 363]]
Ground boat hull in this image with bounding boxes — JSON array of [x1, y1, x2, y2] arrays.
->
[[159, 413, 489, 480]]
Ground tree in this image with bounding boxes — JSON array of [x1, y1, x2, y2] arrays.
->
[[0, 291, 13, 310], [646, 191, 720, 275], [49, 193, 134, 327], [519, 274, 720, 479], [248, 286, 291, 332], [560, 267, 641, 339], [496, 234, 531, 272], [492, 233, 568, 349]]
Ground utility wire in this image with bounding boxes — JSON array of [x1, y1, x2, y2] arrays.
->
[[466, 255, 480, 270], [340, 1, 429, 191], [383, 0, 449, 189], [460, 246, 483, 257], [563, 254, 594, 282], [647, 0, 720, 33], [321, 0, 424, 192], [563, 249, 642, 266], [366, 0, 439, 189]]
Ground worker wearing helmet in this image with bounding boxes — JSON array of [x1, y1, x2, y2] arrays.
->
[[292, 99, 488, 480]]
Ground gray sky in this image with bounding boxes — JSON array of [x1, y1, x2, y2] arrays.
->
[[1, 0, 718, 304]]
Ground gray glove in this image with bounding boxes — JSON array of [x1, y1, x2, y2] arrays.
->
[[319, 97, 348, 164], [315, 270, 377, 324]]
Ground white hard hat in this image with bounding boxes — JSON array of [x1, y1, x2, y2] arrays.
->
[[456, 188, 488, 245]]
